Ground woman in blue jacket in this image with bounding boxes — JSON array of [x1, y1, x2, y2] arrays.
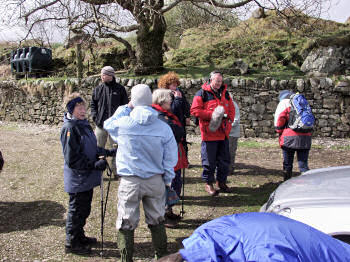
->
[[60, 93, 114, 255]]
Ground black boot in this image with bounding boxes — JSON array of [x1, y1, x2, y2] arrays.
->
[[65, 242, 91, 255], [284, 170, 292, 181], [80, 236, 97, 246]]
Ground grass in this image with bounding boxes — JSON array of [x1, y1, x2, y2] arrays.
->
[[1, 122, 350, 261]]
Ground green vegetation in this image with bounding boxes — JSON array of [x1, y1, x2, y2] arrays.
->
[[238, 140, 277, 148], [1, 9, 349, 80]]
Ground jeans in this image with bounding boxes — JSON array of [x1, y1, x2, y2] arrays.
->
[[282, 148, 310, 173]]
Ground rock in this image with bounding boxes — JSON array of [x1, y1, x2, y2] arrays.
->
[[245, 129, 256, 137], [301, 46, 347, 75], [251, 7, 265, 19], [231, 79, 239, 88], [334, 81, 350, 95], [252, 103, 265, 114], [318, 119, 328, 127], [279, 80, 288, 89], [270, 79, 278, 89], [127, 79, 134, 87], [296, 79, 305, 92], [266, 101, 278, 111], [232, 59, 249, 75], [185, 80, 192, 89], [248, 113, 258, 121]]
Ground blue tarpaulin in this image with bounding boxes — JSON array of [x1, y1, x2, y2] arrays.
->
[[180, 212, 350, 262]]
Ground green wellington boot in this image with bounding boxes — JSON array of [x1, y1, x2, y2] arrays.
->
[[149, 224, 168, 259], [117, 229, 134, 262]]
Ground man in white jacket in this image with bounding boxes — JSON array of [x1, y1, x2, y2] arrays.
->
[[104, 84, 178, 261], [228, 100, 240, 174]]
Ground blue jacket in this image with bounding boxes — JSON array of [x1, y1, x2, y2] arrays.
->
[[104, 105, 177, 186], [60, 114, 103, 193], [180, 212, 350, 262]]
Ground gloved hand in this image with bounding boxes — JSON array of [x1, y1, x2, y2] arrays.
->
[[106, 148, 117, 157], [94, 159, 107, 171]]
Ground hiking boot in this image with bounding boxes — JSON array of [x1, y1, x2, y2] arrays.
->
[[216, 181, 232, 193], [205, 183, 218, 196], [65, 242, 91, 255], [164, 217, 178, 229], [80, 236, 97, 246], [165, 209, 181, 220], [284, 170, 292, 181]]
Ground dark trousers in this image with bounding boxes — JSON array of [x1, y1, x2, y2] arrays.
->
[[66, 189, 93, 246], [282, 148, 310, 173], [171, 169, 182, 197], [201, 139, 230, 184]]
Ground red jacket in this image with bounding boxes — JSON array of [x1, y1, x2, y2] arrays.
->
[[274, 99, 312, 149], [152, 104, 188, 171], [190, 82, 235, 141]]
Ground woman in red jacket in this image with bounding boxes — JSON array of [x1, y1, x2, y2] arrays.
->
[[152, 89, 188, 227], [274, 90, 312, 181]]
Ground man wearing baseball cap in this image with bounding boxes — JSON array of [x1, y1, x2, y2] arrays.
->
[[91, 66, 129, 178]]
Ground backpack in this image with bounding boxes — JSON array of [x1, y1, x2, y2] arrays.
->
[[288, 93, 315, 132]]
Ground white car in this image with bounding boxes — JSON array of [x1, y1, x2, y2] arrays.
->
[[260, 165, 350, 242]]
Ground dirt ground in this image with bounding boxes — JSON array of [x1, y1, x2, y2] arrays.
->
[[0, 121, 350, 261]]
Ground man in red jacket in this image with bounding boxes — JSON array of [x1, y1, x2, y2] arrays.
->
[[274, 90, 312, 181], [190, 71, 235, 196]]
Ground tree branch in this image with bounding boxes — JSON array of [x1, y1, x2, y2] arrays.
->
[[22, 0, 60, 23]]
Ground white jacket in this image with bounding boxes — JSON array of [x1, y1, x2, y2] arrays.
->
[[104, 105, 177, 185]]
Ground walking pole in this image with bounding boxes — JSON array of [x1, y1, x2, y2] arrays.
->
[[100, 159, 113, 258], [180, 168, 185, 218], [100, 163, 104, 257]]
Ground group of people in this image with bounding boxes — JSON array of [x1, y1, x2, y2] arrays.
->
[[59, 66, 311, 260]]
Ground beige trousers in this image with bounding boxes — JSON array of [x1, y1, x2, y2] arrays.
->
[[116, 175, 166, 230]]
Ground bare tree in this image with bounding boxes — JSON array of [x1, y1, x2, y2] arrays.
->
[[0, 0, 331, 75]]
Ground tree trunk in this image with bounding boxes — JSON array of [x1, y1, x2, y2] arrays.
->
[[76, 43, 83, 84], [134, 15, 166, 76]]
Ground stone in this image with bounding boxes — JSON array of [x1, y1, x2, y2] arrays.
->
[[185, 80, 192, 89], [279, 80, 288, 89], [337, 124, 350, 132], [334, 81, 350, 95], [314, 93, 322, 100], [318, 119, 328, 127], [323, 98, 337, 109], [245, 129, 256, 137], [301, 46, 347, 75], [252, 103, 265, 114], [248, 113, 258, 121], [251, 7, 265, 19], [242, 96, 255, 104], [270, 79, 278, 89], [296, 79, 305, 92], [127, 79, 134, 87], [231, 79, 239, 88], [145, 79, 154, 86], [266, 101, 278, 111], [259, 120, 271, 127], [232, 59, 248, 75]]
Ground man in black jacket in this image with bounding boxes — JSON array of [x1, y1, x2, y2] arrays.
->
[[91, 66, 128, 178]]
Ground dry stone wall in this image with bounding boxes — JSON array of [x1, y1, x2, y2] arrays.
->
[[1, 75, 350, 138]]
